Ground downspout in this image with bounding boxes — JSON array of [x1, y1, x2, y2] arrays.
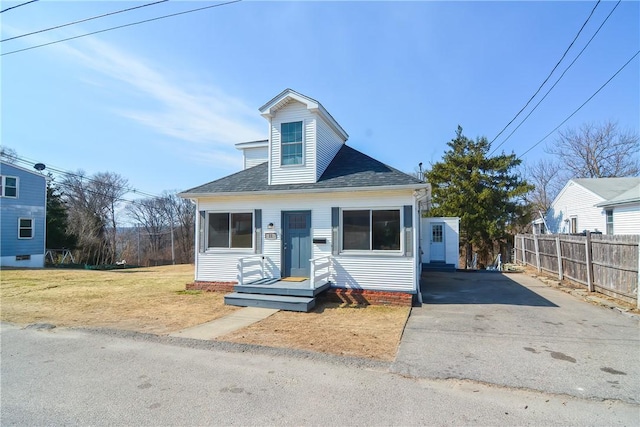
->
[[413, 188, 429, 305]]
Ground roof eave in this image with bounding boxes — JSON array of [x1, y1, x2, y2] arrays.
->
[[179, 182, 429, 199]]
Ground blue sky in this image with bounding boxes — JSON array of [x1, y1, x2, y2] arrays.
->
[[2, 1, 639, 197]]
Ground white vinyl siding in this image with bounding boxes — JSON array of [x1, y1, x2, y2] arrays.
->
[[315, 117, 345, 180], [269, 101, 316, 185], [243, 146, 268, 169], [611, 204, 640, 235], [546, 182, 607, 234], [194, 190, 418, 292]]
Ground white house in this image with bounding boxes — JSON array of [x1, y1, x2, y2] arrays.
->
[[180, 89, 430, 310], [542, 177, 640, 235]]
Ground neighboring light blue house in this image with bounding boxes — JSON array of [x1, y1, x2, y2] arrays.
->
[[0, 160, 47, 268]]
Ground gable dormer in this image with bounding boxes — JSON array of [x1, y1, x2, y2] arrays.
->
[[259, 89, 348, 185]]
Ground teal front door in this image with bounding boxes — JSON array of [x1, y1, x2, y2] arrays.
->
[[282, 211, 312, 277]]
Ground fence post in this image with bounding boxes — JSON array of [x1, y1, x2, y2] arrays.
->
[[637, 242, 639, 309], [534, 234, 541, 273], [585, 231, 594, 292], [555, 235, 563, 281]]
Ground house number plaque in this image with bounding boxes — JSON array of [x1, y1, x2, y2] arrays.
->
[[264, 232, 277, 240]]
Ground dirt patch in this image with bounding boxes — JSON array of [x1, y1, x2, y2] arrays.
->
[[1, 266, 412, 360], [0, 265, 237, 334], [219, 302, 411, 361]]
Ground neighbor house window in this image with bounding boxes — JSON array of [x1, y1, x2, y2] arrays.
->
[[281, 121, 303, 165], [342, 209, 401, 251], [570, 217, 578, 234], [606, 209, 613, 235], [1, 176, 18, 198], [19, 218, 33, 239], [208, 212, 253, 249]]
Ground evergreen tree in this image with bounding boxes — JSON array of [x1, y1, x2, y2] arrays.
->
[[426, 126, 532, 267], [46, 180, 77, 250]]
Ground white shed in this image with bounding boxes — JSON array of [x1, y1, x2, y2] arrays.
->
[[421, 217, 460, 268]]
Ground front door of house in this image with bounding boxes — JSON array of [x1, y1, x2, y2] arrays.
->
[[430, 222, 445, 262], [282, 211, 312, 278]]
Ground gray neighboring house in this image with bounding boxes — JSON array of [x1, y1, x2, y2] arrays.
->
[[1, 160, 47, 267], [180, 89, 430, 307]]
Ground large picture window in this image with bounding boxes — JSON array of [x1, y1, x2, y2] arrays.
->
[[208, 212, 253, 249], [281, 121, 303, 165], [1, 176, 18, 198], [19, 218, 33, 239], [343, 209, 400, 251]]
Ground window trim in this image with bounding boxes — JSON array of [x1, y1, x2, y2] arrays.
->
[[605, 209, 614, 235], [205, 211, 254, 251], [280, 121, 304, 167], [340, 207, 403, 254], [1, 175, 18, 198], [18, 217, 34, 240]]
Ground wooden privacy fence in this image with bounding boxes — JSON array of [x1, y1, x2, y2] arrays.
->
[[514, 233, 639, 307]]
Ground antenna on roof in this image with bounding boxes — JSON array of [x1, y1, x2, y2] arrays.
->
[[34, 163, 46, 171]]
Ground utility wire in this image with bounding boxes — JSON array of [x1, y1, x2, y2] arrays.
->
[[488, 0, 601, 147], [1, 0, 168, 43], [2, 0, 241, 56], [518, 50, 639, 159], [9, 154, 161, 200], [489, 0, 621, 156], [0, 0, 38, 14]]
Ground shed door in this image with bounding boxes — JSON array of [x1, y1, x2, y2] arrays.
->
[[429, 222, 445, 262], [282, 211, 311, 278]]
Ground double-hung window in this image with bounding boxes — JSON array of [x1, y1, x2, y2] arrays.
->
[[19, 218, 33, 239], [1, 176, 18, 198], [342, 209, 401, 251], [605, 209, 613, 235], [208, 212, 253, 249], [281, 121, 303, 165]]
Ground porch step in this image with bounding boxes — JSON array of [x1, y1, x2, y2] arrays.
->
[[224, 292, 316, 312], [422, 262, 456, 272], [234, 281, 331, 298]]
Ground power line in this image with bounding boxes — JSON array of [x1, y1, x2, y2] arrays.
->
[[0, 0, 38, 14], [489, 0, 621, 156], [488, 0, 601, 148], [9, 154, 161, 200], [518, 50, 639, 159], [1, 0, 168, 43], [1, 0, 242, 56]]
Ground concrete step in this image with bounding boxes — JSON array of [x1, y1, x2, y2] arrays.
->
[[224, 292, 315, 312]]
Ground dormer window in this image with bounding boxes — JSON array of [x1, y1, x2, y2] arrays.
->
[[281, 121, 303, 165]]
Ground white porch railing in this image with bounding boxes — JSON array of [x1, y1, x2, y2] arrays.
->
[[237, 255, 266, 286], [309, 255, 332, 289]]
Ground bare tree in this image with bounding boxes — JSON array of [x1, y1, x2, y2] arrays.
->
[[126, 197, 169, 263], [547, 121, 639, 178], [61, 171, 128, 265], [524, 158, 564, 213]]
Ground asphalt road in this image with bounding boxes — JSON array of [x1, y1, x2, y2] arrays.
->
[[1, 322, 637, 426], [392, 271, 640, 404]]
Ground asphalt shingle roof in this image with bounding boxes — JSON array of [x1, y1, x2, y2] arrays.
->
[[574, 177, 640, 201], [181, 145, 423, 195]]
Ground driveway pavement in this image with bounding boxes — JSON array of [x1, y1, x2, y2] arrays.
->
[[391, 271, 640, 404]]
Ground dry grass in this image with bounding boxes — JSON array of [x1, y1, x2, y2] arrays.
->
[[0, 265, 237, 334], [219, 302, 410, 361], [1, 265, 412, 360]]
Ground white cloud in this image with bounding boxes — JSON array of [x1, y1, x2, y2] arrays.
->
[[55, 37, 265, 147]]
